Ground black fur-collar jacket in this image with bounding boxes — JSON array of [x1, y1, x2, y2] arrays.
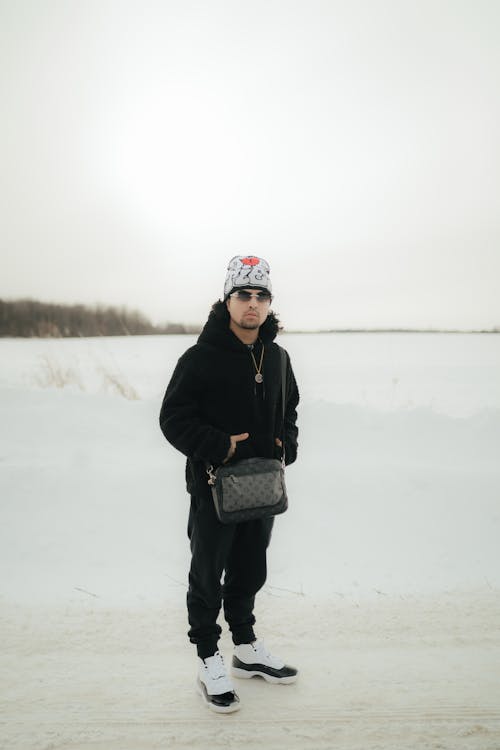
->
[[159, 305, 299, 498]]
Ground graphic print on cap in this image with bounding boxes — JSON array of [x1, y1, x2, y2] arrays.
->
[[241, 256, 260, 266], [224, 255, 272, 299]]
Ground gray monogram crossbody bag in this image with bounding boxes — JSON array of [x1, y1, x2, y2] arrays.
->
[[206, 347, 288, 524]]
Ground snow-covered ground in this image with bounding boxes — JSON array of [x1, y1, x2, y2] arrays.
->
[[1, 333, 500, 749]]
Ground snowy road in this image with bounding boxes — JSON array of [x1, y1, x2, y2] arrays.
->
[[2, 594, 500, 750]]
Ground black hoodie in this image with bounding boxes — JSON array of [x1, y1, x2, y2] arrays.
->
[[159, 303, 299, 498]]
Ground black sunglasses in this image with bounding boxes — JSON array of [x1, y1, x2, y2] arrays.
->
[[230, 290, 273, 303]]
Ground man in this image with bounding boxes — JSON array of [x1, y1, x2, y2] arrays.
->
[[159, 255, 299, 713]]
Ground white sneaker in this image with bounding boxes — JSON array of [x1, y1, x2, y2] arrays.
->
[[232, 640, 298, 684], [197, 652, 241, 713]]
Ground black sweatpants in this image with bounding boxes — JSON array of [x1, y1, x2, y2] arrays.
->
[[187, 493, 274, 659]]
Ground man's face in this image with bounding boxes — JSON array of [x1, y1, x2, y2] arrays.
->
[[226, 288, 272, 331]]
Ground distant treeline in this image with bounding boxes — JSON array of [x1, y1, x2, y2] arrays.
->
[[0, 299, 201, 338]]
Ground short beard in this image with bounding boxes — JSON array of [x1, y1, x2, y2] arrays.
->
[[239, 318, 260, 330]]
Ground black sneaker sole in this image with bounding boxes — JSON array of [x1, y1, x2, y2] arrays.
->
[[231, 657, 298, 684], [196, 677, 241, 713]]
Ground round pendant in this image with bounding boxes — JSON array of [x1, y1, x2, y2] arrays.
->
[[255, 373, 264, 384]]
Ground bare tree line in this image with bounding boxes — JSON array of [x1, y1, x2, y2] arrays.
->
[[2, 299, 498, 337], [0, 299, 201, 338]]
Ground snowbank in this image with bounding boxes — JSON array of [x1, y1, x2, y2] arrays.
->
[[1, 333, 499, 748]]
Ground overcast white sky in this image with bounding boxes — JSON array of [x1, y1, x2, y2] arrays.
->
[[1, 0, 499, 330]]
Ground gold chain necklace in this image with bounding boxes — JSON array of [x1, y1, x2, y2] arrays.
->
[[250, 341, 265, 383]]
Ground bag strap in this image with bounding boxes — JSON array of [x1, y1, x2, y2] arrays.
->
[[279, 346, 287, 464]]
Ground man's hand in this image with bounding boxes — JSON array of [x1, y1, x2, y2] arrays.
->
[[223, 432, 249, 463], [275, 438, 282, 448]]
